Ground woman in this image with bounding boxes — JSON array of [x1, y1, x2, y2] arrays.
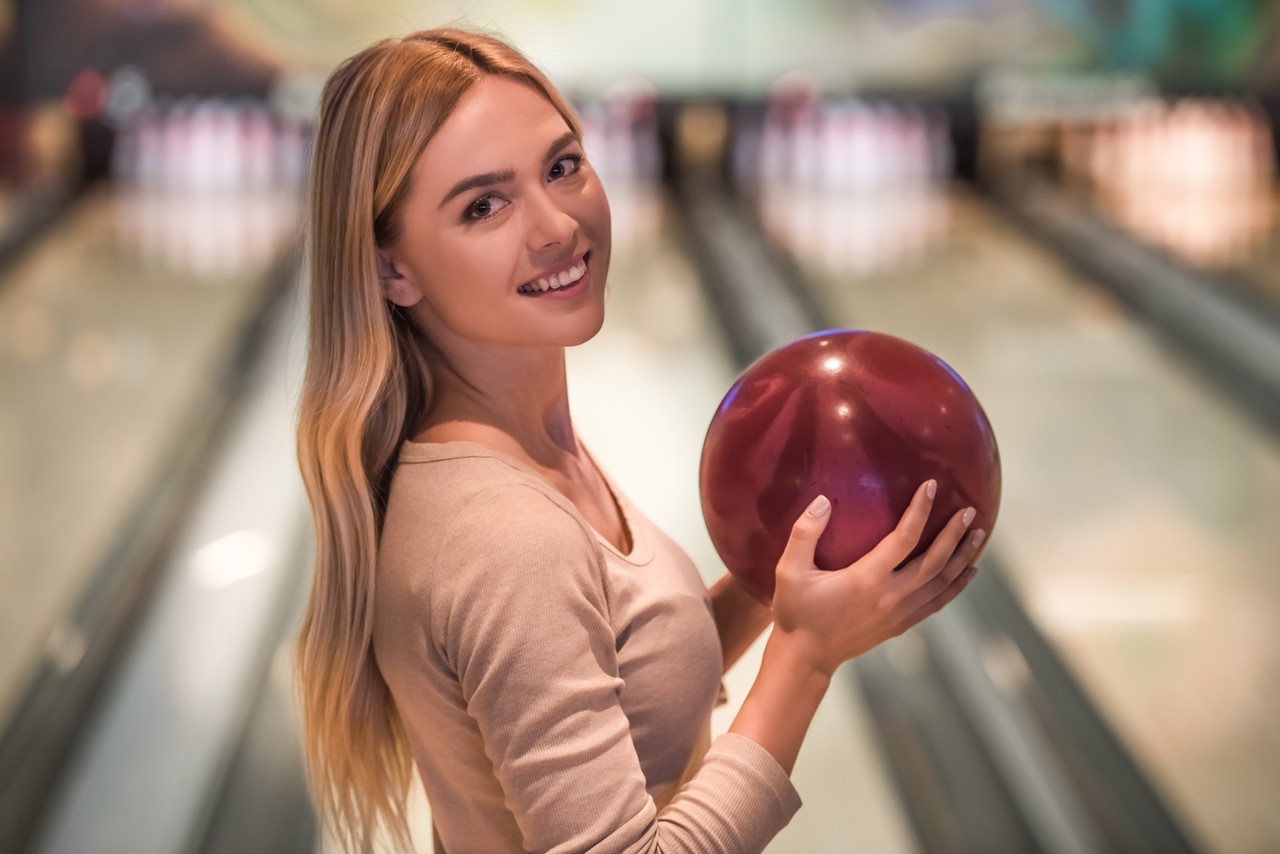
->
[[294, 27, 985, 853]]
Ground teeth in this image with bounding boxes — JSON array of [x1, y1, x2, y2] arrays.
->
[[518, 258, 587, 295]]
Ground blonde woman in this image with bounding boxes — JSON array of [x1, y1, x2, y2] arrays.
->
[[294, 27, 986, 854]]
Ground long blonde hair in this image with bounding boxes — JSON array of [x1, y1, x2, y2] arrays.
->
[[294, 28, 582, 852]]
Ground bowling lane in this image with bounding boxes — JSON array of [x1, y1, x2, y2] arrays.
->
[[564, 179, 920, 854], [1053, 98, 1280, 319], [0, 182, 301, 735], [1081, 178, 1280, 332], [1084, 181, 1280, 313], [755, 182, 1280, 853]]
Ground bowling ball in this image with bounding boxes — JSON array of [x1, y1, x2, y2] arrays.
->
[[699, 329, 1000, 603]]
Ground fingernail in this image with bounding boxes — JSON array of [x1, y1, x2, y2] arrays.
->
[[970, 529, 986, 548], [962, 507, 976, 526], [925, 480, 937, 499], [807, 494, 831, 517]]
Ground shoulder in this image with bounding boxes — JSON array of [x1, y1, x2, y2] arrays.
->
[[377, 446, 614, 655], [384, 444, 576, 544], [442, 479, 596, 567], [385, 444, 609, 599], [437, 479, 605, 605], [431, 480, 616, 673], [389, 447, 594, 554]]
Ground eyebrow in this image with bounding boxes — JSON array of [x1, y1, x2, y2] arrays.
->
[[438, 130, 580, 209]]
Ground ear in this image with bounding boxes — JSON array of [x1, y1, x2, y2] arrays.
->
[[377, 254, 423, 308]]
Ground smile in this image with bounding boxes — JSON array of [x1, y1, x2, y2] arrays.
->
[[517, 253, 590, 296]]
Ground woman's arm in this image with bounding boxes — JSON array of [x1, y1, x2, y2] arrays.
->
[[730, 486, 985, 775], [710, 573, 773, 673]]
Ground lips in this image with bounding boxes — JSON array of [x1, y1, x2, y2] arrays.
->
[[517, 252, 590, 296]]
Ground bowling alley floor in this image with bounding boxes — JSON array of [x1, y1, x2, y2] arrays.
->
[[761, 183, 1280, 853], [0, 183, 301, 732]]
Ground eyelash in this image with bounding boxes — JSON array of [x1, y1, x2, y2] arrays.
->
[[463, 154, 585, 222], [547, 153, 583, 181]]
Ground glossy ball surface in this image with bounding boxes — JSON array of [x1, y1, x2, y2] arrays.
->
[[699, 329, 1001, 603]]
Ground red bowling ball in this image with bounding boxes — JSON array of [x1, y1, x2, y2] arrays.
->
[[699, 329, 1001, 603]]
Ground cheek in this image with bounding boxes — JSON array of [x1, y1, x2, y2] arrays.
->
[[415, 235, 516, 321], [441, 231, 515, 288]]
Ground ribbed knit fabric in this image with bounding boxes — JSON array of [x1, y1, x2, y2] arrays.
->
[[373, 440, 801, 853]]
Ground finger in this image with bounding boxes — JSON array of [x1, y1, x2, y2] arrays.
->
[[970, 532, 990, 567], [898, 505, 976, 591], [898, 527, 986, 615], [778, 494, 834, 572], [895, 563, 977, 635], [855, 479, 936, 576]]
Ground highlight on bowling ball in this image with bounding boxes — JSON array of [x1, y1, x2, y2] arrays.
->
[[698, 329, 1001, 603]]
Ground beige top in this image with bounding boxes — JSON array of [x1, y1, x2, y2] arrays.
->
[[373, 440, 801, 853]]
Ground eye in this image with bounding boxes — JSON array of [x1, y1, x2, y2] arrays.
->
[[548, 154, 583, 181], [464, 193, 509, 221]]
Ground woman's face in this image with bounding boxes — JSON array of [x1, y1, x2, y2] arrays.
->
[[381, 75, 612, 355]]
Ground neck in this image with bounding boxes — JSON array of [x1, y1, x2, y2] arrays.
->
[[421, 341, 579, 469]]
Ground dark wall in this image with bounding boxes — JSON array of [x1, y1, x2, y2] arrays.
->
[[16, 0, 280, 99]]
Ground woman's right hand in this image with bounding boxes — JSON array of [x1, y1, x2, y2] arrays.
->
[[770, 480, 986, 678]]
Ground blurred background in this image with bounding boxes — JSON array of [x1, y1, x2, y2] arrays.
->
[[2, 1, 1279, 852]]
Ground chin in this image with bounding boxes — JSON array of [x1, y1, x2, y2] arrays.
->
[[565, 303, 607, 347]]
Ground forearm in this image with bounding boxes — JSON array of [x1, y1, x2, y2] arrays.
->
[[727, 630, 831, 775], [710, 572, 774, 672]]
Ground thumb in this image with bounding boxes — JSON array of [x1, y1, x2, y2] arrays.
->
[[778, 494, 832, 571]]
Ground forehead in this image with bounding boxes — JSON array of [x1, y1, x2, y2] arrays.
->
[[415, 76, 572, 190]]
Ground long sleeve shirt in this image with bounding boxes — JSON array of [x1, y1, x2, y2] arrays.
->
[[373, 440, 801, 853]]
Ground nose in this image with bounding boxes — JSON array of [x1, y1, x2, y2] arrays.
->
[[525, 185, 577, 251]]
